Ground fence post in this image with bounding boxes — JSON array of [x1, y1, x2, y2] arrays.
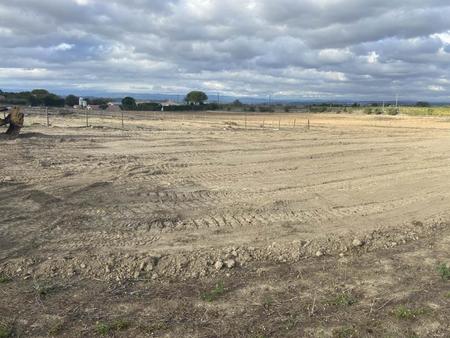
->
[[278, 118, 281, 130], [121, 110, 124, 129], [307, 119, 310, 130], [85, 109, 89, 127], [262, 120, 265, 128], [46, 107, 49, 127], [293, 119, 296, 128], [245, 115, 247, 129]]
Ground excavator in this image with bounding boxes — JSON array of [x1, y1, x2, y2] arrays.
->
[[0, 106, 24, 136]]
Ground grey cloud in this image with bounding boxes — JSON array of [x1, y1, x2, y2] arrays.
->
[[0, 0, 450, 100]]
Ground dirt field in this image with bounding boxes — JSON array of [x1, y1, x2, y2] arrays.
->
[[1, 112, 449, 337]]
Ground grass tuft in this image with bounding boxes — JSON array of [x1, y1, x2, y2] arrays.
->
[[0, 322, 14, 338], [328, 292, 357, 307], [201, 281, 225, 302], [437, 263, 450, 280], [332, 326, 358, 338], [48, 321, 65, 336], [33, 283, 59, 298], [95, 319, 131, 335], [393, 305, 428, 320], [0, 274, 11, 284], [139, 321, 169, 334], [262, 295, 274, 310]]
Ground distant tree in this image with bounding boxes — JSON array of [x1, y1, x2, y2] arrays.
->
[[185, 91, 208, 105], [232, 99, 243, 106], [121, 96, 137, 110], [43, 94, 65, 107], [415, 101, 430, 107], [31, 89, 50, 97], [65, 94, 79, 107], [137, 102, 162, 111]]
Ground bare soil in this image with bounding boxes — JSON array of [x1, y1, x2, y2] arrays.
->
[[0, 112, 449, 337]]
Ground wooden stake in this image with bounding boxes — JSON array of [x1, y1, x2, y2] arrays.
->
[[245, 115, 247, 129], [85, 109, 89, 127], [307, 119, 310, 130], [278, 118, 281, 129], [46, 107, 49, 127], [121, 110, 124, 129], [293, 119, 296, 128]]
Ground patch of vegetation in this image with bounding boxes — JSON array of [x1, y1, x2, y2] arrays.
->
[[95, 319, 131, 336], [0, 322, 14, 338], [437, 263, 450, 280], [139, 321, 169, 334], [393, 305, 428, 320], [332, 326, 358, 338], [283, 313, 301, 331], [33, 283, 59, 297], [48, 320, 65, 336], [201, 281, 225, 302], [95, 323, 110, 336], [445, 291, 450, 298], [262, 295, 274, 310], [387, 108, 399, 115], [0, 273, 11, 284], [328, 292, 357, 306], [224, 121, 238, 126], [402, 106, 450, 116]]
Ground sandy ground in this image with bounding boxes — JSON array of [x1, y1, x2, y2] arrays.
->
[[0, 112, 449, 337]]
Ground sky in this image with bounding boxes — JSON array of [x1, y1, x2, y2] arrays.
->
[[1, 0, 450, 101]]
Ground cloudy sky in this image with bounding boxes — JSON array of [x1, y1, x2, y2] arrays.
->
[[1, 0, 450, 100]]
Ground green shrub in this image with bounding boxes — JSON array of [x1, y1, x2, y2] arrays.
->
[[437, 263, 450, 280]]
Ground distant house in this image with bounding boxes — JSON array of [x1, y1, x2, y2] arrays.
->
[[106, 102, 121, 112]]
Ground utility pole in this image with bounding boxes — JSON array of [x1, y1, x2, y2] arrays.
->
[[395, 94, 399, 113]]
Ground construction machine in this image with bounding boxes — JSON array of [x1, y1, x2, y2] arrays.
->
[[0, 106, 24, 136]]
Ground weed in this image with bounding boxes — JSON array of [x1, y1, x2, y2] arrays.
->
[[139, 321, 169, 334], [283, 313, 301, 331], [387, 108, 399, 115], [48, 321, 64, 336], [112, 319, 130, 331], [95, 322, 110, 336], [393, 305, 428, 320], [0, 274, 11, 284], [95, 319, 130, 336], [437, 263, 450, 280], [201, 281, 225, 302], [328, 292, 357, 306], [445, 291, 450, 298], [33, 283, 59, 297], [0, 322, 14, 338], [262, 295, 274, 310], [332, 326, 358, 338]]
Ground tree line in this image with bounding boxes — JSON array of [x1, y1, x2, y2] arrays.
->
[[0, 89, 110, 108], [0, 89, 211, 111]]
